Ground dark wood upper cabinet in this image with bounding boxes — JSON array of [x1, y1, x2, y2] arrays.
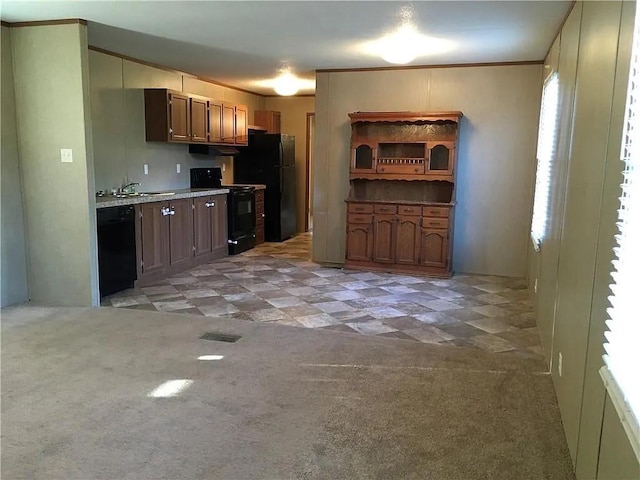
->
[[235, 104, 248, 145], [145, 89, 189, 143], [221, 103, 236, 143], [209, 100, 223, 144], [144, 89, 250, 147], [190, 97, 208, 143], [254, 110, 281, 134]]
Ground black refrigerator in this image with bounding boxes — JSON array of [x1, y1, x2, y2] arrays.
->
[[234, 134, 296, 242]]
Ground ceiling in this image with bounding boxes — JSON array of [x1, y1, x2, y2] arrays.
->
[[1, 1, 572, 96]]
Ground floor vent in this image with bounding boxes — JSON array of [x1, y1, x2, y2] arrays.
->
[[200, 332, 241, 343]]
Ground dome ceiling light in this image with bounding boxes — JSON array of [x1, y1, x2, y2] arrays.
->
[[273, 68, 300, 96], [362, 6, 455, 65]]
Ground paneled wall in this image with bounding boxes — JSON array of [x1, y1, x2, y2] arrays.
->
[[263, 96, 315, 233], [11, 23, 98, 306], [313, 65, 542, 275], [0, 26, 29, 307], [529, 1, 640, 478], [89, 50, 265, 193]]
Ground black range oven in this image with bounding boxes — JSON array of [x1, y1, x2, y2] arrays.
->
[[190, 168, 256, 255]]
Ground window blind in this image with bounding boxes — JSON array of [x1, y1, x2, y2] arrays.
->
[[601, 1, 640, 460], [531, 73, 560, 250]]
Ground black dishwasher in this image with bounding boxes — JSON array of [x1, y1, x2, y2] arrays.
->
[[97, 206, 137, 297]]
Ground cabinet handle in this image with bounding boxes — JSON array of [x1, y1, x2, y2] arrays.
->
[[161, 207, 169, 216], [261, 213, 265, 218], [205, 202, 215, 208], [430, 221, 440, 226]]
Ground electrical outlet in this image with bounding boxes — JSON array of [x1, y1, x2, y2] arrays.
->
[[143, 164, 149, 175], [176, 163, 181, 174], [558, 352, 563, 377], [534, 278, 538, 294], [222, 163, 226, 172], [60, 148, 73, 163]]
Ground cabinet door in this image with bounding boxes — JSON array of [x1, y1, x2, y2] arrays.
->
[[167, 198, 194, 268], [193, 196, 213, 258], [373, 214, 395, 263], [211, 194, 228, 253], [426, 141, 455, 176], [221, 103, 235, 143], [168, 93, 190, 142], [209, 100, 223, 143], [190, 97, 208, 143], [138, 202, 167, 275], [235, 105, 248, 145], [419, 229, 449, 268], [272, 112, 281, 134], [346, 224, 373, 262], [395, 215, 420, 265]]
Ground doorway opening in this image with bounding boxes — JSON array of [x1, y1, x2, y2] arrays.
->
[[305, 112, 315, 232]]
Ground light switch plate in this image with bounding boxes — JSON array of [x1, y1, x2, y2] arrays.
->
[[222, 163, 226, 172], [176, 163, 181, 174], [60, 148, 73, 163], [143, 164, 149, 175]]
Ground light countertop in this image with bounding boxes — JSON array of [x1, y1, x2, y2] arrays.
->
[[96, 188, 230, 209]]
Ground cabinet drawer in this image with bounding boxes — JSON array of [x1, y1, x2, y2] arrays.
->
[[255, 200, 264, 216], [376, 164, 425, 175], [348, 213, 373, 224], [422, 206, 450, 218], [397, 205, 421, 216], [422, 217, 449, 229], [374, 204, 397, 214], [348, 203, 374, 214], [255, 190, 265, 203]]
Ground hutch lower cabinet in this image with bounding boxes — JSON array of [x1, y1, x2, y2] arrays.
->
[[345, 111, 462, 277]]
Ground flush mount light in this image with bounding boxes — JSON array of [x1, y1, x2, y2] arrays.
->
[[254, 68, 316, 96], [273, 70, 299, 96], [361, 6, 454, 65]]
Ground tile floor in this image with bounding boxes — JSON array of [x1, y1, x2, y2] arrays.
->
[[104, 233, 542, 358]]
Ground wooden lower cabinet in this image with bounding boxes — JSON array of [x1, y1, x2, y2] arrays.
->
[[395, 215, 420, 265], [345, 201, 453, 277], [373, 215, 395, 263], [136, 195, 228, 285], [168, 198, 193, 269], [346, 223, 373, 262], [137, 202, 167, 277], [419, 229, 448, 268]]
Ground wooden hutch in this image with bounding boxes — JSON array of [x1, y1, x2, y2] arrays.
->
[[345, 111, 462, 277]]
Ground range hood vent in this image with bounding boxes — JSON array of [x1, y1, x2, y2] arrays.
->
[[188, 144, 240, 156]]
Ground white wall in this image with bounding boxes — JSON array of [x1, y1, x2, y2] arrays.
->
[[0, 26, 29, 307], [313, 65, 542, 276], [90, 50, 265, 193], [11, 23, 98, 306]]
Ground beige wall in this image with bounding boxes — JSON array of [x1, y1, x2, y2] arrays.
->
[[0, 26, 29, 307], [11, 23, 98, 306], [264, 97, 315, 232], [313, 65, 542, 274], [529, 1, 639, 478], [90, 51, 265, 193]]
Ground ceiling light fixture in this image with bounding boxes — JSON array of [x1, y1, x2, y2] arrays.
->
[[362, 6, 454, 65], [273, 68, 299, 96]]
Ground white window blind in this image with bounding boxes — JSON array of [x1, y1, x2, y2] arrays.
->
[[531, 73, 560, 251], [601, 1, 640, 460]]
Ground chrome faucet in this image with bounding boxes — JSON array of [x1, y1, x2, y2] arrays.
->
[[121, 182, 141, 194]]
